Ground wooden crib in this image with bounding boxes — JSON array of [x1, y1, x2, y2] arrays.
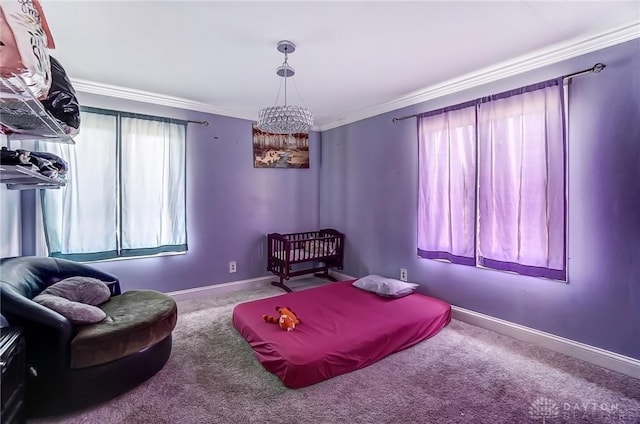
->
[[267, 228, 345, 292]]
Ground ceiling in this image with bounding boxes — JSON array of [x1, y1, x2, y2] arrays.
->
[[40, 1, 639, 131]]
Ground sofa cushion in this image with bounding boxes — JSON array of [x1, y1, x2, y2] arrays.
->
[[41, 276, 112, 305], [70, 290, 177, 369], [33, 293, 107, 325]]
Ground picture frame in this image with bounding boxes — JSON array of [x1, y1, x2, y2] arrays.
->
[[252, 124, 309, 168]]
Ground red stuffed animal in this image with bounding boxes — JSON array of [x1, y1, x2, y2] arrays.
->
[[263, 306, 300, 331]]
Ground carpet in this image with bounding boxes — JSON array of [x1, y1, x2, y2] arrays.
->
[[31, 280, 640, 424]]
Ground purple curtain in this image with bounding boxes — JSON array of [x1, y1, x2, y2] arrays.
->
[[477, 79, 566, 279], [417, 104, 477, 265], [417, 78, 566, 280]]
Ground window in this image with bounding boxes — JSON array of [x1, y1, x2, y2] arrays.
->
[[38, 107, 187, 261], [417, 79, 566, 280]]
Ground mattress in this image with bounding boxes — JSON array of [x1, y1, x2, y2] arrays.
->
[[232, 280, 451, 388]]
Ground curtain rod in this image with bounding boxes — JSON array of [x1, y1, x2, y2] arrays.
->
[[187, 120, 210, 126], [391, 63, 606, 123]]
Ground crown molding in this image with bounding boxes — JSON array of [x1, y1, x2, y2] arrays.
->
[[71, 21, 639, 132], [71, 78, 236, 117], [72, 78, 324, 131], [319, 20, 640, 131]]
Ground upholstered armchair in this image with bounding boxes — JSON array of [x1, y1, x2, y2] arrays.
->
[[0, 256, 177, 417]]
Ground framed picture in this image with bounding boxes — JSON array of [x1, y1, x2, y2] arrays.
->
[[252, 124, 309, 168]]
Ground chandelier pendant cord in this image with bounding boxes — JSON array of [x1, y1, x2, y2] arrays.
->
[[272, 78, 284, 106], [281, 43, 308, 110], [271, 52, 291, 107], [283, 50, 289, 107], [291, 77, 309, 110]]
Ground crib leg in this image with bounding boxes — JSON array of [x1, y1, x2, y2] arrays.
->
[[271, 277, 293, 293], [314, 269, 338, 282]]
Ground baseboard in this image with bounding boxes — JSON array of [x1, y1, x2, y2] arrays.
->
[[451, 306, 640, 379], [168, 272, 639, 379], [167, 271, 349, 302], [168, 276, 273, 302], [329, 270, 356, 282]]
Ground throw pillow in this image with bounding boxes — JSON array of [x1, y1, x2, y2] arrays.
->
[[33, 293, 106, 325], [353, 274, 419, 298], [41, 276, 111, 306]]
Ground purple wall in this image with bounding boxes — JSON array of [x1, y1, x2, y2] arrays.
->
[[319, 39, 640, 360], [69, 93, 321, 294]]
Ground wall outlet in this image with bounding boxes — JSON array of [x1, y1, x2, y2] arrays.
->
[[400, 268, 408, 282], [229, 261, 237, 273]]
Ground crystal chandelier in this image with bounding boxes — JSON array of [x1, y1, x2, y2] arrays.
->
[[257, 40, 313, 134]]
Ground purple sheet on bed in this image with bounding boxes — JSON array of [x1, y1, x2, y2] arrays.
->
[[232, 280, 451, 388]]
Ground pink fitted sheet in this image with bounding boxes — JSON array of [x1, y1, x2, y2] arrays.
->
[[232, 280, 451, 388]]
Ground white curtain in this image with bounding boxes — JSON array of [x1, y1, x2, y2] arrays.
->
[[40, 112, 118, 260], [417, 79, 566, 280], [477, 81, 566, 279], [120, 117, 186, 256], [417, 105, 477, 265], [0, 187, 21, 257], [39, 109, 187, 261]]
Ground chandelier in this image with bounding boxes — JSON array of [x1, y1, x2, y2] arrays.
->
[[257, 40, 313, 134]]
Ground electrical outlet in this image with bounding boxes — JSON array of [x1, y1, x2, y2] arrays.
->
[[400, 268, 408, 282], [229, 261, 237, 273]]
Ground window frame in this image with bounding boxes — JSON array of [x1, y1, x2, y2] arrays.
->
[[38, 106, 188, 262], [417, 78, 568, 281]]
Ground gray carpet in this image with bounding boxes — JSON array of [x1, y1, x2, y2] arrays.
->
[[32, 279, 640, 424]]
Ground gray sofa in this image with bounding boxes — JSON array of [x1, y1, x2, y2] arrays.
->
[[0, 256, 178, 417]]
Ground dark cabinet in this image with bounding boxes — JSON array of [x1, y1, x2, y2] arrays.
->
[[1, 327, 26, 424]]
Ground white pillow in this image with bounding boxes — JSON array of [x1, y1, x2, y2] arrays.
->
[[352, 274, 418, 298]]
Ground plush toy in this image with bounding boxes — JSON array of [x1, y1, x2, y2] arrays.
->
[[263, 306, 300, 331]]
